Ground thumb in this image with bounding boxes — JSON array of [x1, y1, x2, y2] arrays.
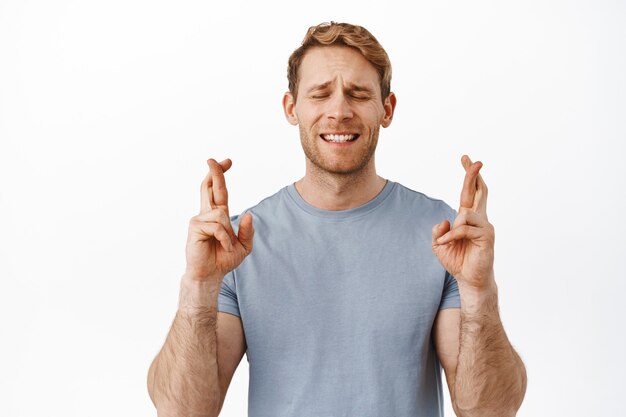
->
[[432, 220, 450, 245], [237, 212, 255, 253]]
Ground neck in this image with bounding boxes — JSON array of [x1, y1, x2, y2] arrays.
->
[[294, 160, 387, 211]]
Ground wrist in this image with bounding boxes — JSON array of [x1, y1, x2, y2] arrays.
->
[[178, 274, 223, 312], [458, 276, 498, 314]]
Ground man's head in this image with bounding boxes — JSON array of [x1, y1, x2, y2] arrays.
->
[[283, 22, 396, 177], [287, 22, 392, 104]]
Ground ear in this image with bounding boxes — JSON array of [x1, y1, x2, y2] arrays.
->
[[282, 92, 299, 125], [381, 92, 397, 128]]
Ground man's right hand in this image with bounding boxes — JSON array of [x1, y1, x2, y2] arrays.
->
[[184, 158, 254, 284]]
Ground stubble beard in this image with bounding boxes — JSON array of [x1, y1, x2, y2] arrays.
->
[[299, 125, 380, 178]]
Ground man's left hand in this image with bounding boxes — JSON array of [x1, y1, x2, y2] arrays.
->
[[431, 155, 495, 293]]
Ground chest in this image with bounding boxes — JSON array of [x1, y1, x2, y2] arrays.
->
[[234, 219, 447, 360]]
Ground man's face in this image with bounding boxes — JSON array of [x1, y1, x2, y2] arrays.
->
[[283, 46, 395, 176]]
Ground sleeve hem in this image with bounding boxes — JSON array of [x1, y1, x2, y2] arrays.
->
[[438, 302, 461, 310], [217, 304, 241, 317]]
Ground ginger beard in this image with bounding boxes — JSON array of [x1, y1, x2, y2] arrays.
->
[[298, 123, 381, 176]]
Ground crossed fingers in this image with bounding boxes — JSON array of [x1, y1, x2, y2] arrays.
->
[[434, 155, 491, 246], [197, 158, 237, 250], [200, 158, 233, 214], [459, 154, 488, 216]]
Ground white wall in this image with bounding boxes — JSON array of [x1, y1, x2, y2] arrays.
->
[[1, 0, 624, 416]]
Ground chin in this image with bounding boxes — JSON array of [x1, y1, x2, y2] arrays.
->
[[313, 158, 374, 176]]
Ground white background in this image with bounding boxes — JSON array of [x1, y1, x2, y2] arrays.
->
[[1, 0, 624, 416]]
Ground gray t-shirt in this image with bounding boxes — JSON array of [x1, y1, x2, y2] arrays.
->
[[219, 180, 460, 417]]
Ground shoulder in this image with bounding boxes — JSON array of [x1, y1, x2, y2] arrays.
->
[[389, 181, 456, 220], [228, 185, 291, 228]]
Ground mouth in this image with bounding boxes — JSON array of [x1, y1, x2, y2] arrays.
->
[[320, 133, 360, 143]]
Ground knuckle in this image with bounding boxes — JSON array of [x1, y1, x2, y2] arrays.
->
[[206, 223, 220, 235], [213, 207, 228, 219], [216, 211, 230, 225]]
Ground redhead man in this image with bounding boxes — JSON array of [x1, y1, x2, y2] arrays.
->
[[148, 22, 527, 417]]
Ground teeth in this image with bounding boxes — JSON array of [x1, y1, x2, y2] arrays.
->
[[322, 134, 357, 142]]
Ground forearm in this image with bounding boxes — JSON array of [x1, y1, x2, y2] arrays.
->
[[148, 275, 223, 417], [454, 282, 527, 417]]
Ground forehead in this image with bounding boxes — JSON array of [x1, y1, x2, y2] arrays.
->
[[298, 46, 380, 91]]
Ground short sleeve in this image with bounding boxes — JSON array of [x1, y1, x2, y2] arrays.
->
[[217, 213, 243, 317], [437, 204, 460, 310], [218, 270, 241, 317], [439, 271, 461, 310]]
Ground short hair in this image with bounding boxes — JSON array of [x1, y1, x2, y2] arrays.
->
[[287, 22, 392, 103]]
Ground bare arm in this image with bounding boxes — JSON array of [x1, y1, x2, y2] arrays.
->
[[147, 158, 254, 417], [455, 285, 526, 416], [147, 278, 221, 417], [432, 155, 527, 416], [434, 290, 526, 417]]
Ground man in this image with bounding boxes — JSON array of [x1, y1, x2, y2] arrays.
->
[[148, 22, 527, 417]]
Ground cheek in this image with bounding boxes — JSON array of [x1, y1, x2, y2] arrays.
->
[[364, 102, 386, 122], [298, 110, 324, 130], [294, 105, 313, 123]]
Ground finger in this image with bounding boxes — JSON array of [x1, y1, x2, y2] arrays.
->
[[432, 220, 451, 244], [237, 212, 255, 254], [452, 207, 490, 229], [216, 158, 233, 172], [193, 209, 235, 236], [462, 155, 489, 215], [436, 224, 484, 245], [200, 170, 213, 213], [193, 222, 234, 252], [200, 158, 232, 213], [474, 170, 489, 215], [459, 155, 482, 209], [461, 154, 471, 170], [208, 158, 230, 212]]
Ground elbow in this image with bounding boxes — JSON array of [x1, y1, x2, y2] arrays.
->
[[147, 358, 159, 406], [454, 367, 527, 417], [151, 395, 221, 417], [147, 359, 221, 417], [155, 409, 218, 417], [454, 391, 522, 417], [454, 401, 518, 417], [152, 401, 220, 417]]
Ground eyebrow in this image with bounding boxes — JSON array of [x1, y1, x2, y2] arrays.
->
[[347, 84, 375, 94], [305, 82, 375, 95], [306, 82, 332, 94]]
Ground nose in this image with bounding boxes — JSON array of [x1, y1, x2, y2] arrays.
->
[[326, 92, 353, 122]]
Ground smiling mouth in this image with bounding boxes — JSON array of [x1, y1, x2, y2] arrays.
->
[[320, 133, 360, 143]]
